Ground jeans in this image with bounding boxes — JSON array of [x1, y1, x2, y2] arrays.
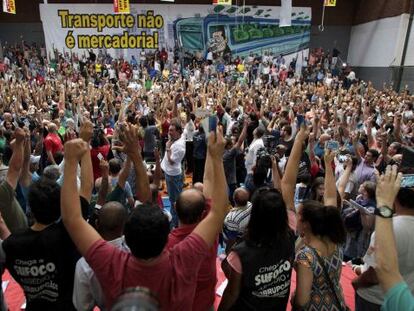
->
[[244, 173, 255, 195], [192, 158, 205, 184], [165, 173, 183, 228], [355, 293, 381, 311]]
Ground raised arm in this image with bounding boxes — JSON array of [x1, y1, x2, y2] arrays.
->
[[233, 119, 248, 150], [152, 148, 162, 189], [120, 124, 151, 203], [193, 127, 229, 247], [271, 156, 282, 192], [19, 129, 32, 188], [352, 131, 362, 162], [281, 125, 309, 211], [118, 157, 132, 190], [6, 128, 25, 189], [374, 165, 404, 292], [79, 121, 94, 202], [323, 149, 338, 208], [61, 139, 101, 256], [96, 160, 109, 206], [0, 128, 28, 232], [337, 156, 353, 200]]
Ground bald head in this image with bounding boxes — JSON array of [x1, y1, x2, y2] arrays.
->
[[233, 187, 249, 207], [98, 201, 128, 240], [175, 189, 206, 225]]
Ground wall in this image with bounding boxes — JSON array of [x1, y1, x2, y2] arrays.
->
[[309, 25, 351, 60], [0, 23, 45, 46], [348, 15, 409, 68], [347, 10, 414, 89]]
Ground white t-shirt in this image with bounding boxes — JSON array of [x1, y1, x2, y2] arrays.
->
[[108, 68, 116, 79], [161, 136, 186, 176], [357, 215, 414, 305], [347, 71, 356, 81], [154, 61, 160, 72], [245, 138, 264, 174], [183, 120, 195, 142]]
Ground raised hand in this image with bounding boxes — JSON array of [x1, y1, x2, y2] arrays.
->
[[207, 126, 226, 159], [14, 128, 26, 144], [64, 139, 89, 163], [296, 124, 310, 142], [376, 165, 402, 208], [119, 123, 141, 156], [324, 148, 336, 165], [79, 120, 94, 142], [100, 159, 109, 178]]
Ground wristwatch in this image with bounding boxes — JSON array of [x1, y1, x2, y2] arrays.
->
[[375, 205, 394, 218]]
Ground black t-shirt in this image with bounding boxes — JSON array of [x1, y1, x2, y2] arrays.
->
[[2, 197, 89, 311], [232, 233, 295, 311]]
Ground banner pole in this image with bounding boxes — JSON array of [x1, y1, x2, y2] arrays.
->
[[319, 0, 326, 32]]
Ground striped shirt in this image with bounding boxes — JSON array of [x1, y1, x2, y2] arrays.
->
[[223, 202, 252, 241]]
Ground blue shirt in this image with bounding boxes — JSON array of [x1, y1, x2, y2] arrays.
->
[[382, 282, 414, 311]]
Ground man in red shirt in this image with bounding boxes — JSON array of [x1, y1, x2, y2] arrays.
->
[[60, 124, 229, 311], [159, 48, 168, 70], [167, 190, 218, 310], [44, 123, 63, 165]]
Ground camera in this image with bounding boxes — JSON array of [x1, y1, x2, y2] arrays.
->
[[256, 147, 272, 171]]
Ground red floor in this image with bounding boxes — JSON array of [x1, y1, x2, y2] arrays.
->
[[3, 260, 356, 310]]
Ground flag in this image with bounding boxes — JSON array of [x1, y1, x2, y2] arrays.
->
[[2, 0, 16, 14], [113, 0, 130, 14], [279, 0, 292, 27], [212, 0, 232, 5], [324, 0, 336, 7]]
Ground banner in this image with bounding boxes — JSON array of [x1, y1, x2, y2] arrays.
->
[[39, 4, 311, 60], [114, 0, 130, 14], [213, 0, 232, 5], [2, 0, 16, 14], [324, 0, 336, 7]]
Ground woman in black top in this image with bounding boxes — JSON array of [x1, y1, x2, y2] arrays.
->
[[219, 188, 295, 311]]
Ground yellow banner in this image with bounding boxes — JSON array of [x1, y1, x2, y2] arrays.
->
[[213, 0, 232, 5], [113, 0, 130, 14], [2, 0, 16, 14], [324, 0, 336, 7]]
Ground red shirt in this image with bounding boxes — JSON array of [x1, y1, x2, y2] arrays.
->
[[161, 120, 170, 138], [160, 51, 168, 62], [85, 233, 209, 311], [90, 144, 111, 180], [44, 133, 63, 156], [166, 200, 217, 310]]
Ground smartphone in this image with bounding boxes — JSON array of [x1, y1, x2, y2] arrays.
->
[[326, 140, 340, 151], [201, 116, 218, 136], [97, 153, 104, 161], [401, 174, 414, 188], [209, 115, 217, 133], [297, 114, 305, 127]]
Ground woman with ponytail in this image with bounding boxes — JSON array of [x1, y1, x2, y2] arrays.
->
[[292, 149, 348, 311]]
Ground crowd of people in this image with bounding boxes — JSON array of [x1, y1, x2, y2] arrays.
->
[[0, 40, 413, 311]]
